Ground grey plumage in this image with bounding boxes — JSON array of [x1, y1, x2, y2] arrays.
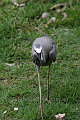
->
[[32, 35, 57, 66], [32, 35, 57, 120]]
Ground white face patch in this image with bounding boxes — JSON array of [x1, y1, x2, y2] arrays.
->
[[34, 45, 42, 53]]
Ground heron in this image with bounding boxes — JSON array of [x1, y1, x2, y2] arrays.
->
[[32, 35, 57, 120]]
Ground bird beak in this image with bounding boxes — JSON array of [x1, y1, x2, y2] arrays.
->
[[37, 53, 42, 65]]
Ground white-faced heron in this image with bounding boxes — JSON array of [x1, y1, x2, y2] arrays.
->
[[32, 35, 57, 119]]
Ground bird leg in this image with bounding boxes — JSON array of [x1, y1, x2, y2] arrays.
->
[[36, 65, 43, 120], [46, 65, 50, 102]]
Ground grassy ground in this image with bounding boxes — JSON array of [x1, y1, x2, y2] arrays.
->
[[0, 0, 80, 120]]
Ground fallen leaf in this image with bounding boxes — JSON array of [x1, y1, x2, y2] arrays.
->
[[34, 27, 43, 34], [18, 3, 26, 7], [42, 12, 50, 19], [11, 0, 26, 7], [51, 3, 67, 10], [61, 4, 67, 12], [55, 113, 66, 120], [56, 9, 61, 14], [47, 17, 56, 24], [62, 12, 68, 19], [3, 110, 7, 114], [3, 78, 8, 84], [5, 63, 15, 67], [51, 33, 58, 36], [14, 107, 18, 111]]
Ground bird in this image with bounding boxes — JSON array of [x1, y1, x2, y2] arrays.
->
[[32, 35, 57, 120]]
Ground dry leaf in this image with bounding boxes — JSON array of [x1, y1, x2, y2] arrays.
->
[[62, 12, 68, 19], [14, 107, 18, 111], [11, 0, 26, 7], [47, 17, 56, 24], [42, 12, 50, 19], [51, 33, 58, 36], [61, 4, 67, 12], [55, 113, 66, 120], [3, 78, 8, 84], [3, 110, 7, 114], [56, 9, 61, 14], [18, 3, 26, 7], [5, 63, 15, 66], [51, 3, 67, 10]]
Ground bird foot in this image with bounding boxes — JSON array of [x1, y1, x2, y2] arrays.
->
[[45, 98, 51, 104]]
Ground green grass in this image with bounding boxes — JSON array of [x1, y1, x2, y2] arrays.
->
[[0, 0, 80, 120]]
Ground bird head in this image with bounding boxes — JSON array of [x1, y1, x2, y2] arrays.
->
[[34, 44, 42, 54], [34, 44, 43, 64]]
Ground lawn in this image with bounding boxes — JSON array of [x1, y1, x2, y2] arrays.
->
[[0, 0, 80, 120]]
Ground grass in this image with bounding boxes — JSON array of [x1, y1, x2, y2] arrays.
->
[[0, 0, 80, 120]]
